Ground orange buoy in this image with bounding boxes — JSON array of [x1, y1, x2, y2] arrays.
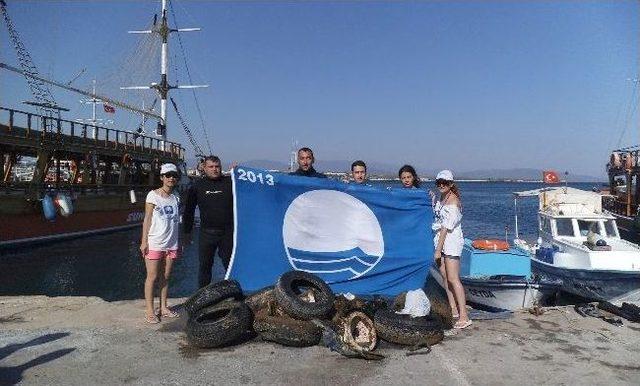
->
[[471, 239, 510, 251]]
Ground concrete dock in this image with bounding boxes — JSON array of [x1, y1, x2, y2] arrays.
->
[[1, 295, 639, 385]]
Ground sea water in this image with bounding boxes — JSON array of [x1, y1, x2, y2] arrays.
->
[[0, 181, 600, 300]]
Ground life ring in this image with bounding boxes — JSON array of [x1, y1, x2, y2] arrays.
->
[[122, 153, 132, 168], [471, 239, 510, 251]]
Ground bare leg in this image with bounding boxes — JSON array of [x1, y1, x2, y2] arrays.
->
[[444, 257, 469, 323], [144, 258, 160, 319], [439, 259, 458, 316], [160, 256, 175, 314]]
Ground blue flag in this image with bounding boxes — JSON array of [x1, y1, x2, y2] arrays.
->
[[226, 166, 434, 295]]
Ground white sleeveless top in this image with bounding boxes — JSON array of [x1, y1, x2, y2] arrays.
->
[[432, 201, 464, 257]]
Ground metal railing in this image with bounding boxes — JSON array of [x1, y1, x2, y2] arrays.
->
[[0, 106, 184, 159]]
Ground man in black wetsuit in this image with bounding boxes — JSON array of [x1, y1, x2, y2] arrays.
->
[[183, 156, 233, 288], [290, 147, 327, 178]]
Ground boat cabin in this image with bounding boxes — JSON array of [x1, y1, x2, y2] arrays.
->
[[538, 213, 619, 240], [514, 187, 640, 271]]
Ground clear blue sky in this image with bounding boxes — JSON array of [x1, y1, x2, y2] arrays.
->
[[1, 0, 637, 177]]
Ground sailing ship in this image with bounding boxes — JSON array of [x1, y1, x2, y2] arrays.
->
[[0, 0, 207, 247], [604, 149, 640, 242]]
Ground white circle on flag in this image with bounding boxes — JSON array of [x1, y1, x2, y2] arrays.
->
[[282, 189, 385, 282]]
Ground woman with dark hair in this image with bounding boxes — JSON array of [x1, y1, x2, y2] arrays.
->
[[140, 163, 181, 324], [398, 164, 420, 189], [430, 170, 471, 329]]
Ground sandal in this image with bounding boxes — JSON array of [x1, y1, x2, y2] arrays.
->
[[454, 319, 473, 330], [160, 309, 179, 318], [451, 311, 460, 319], [145, 314, 160, 324]]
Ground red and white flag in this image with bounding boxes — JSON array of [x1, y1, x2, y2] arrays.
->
[[103, 104, 115, 113], [543, 170, 560, 184]]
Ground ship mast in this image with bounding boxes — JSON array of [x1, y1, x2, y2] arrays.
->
[[76, 80, 113, 139], [122, 0, 208, 149]]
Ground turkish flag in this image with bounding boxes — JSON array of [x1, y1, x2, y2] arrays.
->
[[103, 104, 115, 113], [543, 170, 560, 184]]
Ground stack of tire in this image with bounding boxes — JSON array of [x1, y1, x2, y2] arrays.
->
[[183, 272, 444, 350], [184, 280, 252, 348], [249, 271, 335, 347], [373, 293, 444, 347]]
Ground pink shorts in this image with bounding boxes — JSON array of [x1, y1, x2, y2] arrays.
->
[[145, 249, 179, 260]]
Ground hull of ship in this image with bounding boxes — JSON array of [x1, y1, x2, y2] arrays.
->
[[1, 193, 145, 247], [608, 211, 640, 244], [429, 265, 559, 312], [531, 258, 640, 305]]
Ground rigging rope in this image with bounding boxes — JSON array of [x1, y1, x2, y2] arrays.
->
[[170, 97, 205, 156], [169, 0, 213, 155], [616, 83, 639, 148]]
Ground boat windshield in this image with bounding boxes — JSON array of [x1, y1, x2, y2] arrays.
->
[[577, 220, 599, 236], [555, 218, 575, 237], [603, 219, 618, 237]]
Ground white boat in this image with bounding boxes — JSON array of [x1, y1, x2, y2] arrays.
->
[[429, 239, 559, 312], [514, 187, 640, 305]]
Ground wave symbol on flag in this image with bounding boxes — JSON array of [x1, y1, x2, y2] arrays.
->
[[282, 190, 384, 282]]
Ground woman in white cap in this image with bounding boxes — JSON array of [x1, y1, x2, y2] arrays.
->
[[430, 170, 471, 329], [140, 163, 181, 324]]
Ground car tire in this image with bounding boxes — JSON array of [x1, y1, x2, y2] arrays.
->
[[274, 271, 334, 320], [374, 309, 444, 346], [184, 280, 243, 316], [253, 313, 322, 347], [339, 311, 377, 352], [185, 300, 253, 348]]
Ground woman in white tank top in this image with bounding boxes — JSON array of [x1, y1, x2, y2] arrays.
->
[[430, 170, 472, 329]]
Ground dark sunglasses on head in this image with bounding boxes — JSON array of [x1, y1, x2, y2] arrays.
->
[[436, 179, 450, 186], [163, 172, 180, 179]]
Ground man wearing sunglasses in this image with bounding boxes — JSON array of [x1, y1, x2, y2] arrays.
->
[[183, 155, 234, 288]]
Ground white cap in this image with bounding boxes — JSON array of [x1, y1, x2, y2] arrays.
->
[[160, 163, 178, 175], [436, 170, 454, 181]]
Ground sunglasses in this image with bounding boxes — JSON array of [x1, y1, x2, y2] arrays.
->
[[163, 172, 180, 179], [435, 179, 450, 186]]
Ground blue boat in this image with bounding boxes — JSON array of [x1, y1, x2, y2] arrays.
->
[[430, 239, 559, 312]]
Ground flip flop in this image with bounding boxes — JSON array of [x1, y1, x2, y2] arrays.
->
[[160, 310, 179, 318], [452, 312, 460, 319], [145, 314, 160, 324], [454, 320, 473, 330]]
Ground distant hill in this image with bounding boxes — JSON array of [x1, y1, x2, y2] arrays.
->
[[241, 159, 408, 175], [192, 159, 604, 182], [455, 168, 604, 182]]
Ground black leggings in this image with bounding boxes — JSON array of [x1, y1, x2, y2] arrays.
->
[[198, 227, 233, 288]]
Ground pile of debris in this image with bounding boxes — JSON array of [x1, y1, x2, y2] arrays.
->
[[182, 271, 445, 359]]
